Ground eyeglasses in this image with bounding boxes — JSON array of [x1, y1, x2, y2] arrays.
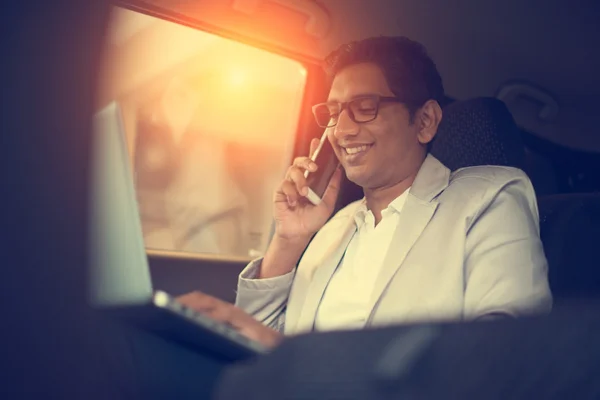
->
[[311, 95, 407, 128]]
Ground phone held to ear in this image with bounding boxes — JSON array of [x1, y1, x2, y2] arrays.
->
[[303, 130, 339, 205]]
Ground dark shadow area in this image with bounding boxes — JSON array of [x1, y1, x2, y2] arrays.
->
[[0, 2, 124, 398]]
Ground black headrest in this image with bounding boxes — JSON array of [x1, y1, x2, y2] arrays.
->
[[431, 97, 526, 171]]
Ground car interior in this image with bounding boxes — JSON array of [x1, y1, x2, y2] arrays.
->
[[4, 0, 600, 397], [98, 0, 600, 308]]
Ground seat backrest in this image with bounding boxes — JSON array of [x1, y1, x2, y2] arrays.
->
[[538, 193, 600, 299], [428, 97, 600, 299], [431, 97, 526, 170]]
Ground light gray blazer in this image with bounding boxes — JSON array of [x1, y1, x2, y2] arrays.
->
[[235, 155, 552, 335]]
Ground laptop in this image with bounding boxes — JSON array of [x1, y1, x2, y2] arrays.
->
[[88, 102, 268, 361]]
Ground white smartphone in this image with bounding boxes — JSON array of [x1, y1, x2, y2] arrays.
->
[[303, 130, 339, 205]]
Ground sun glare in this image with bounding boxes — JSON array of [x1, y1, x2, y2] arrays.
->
[[104, 7, 308, 146], [229, 69, 246, 86]]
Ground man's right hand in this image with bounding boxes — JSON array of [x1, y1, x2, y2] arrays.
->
[[257, 137, 343, 279], [273, 137, 343, 241]]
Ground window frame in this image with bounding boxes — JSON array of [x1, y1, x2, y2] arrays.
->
[[109, 1, 331, 262]]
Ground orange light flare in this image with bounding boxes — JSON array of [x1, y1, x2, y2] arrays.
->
[[182, 40, 307, 146]]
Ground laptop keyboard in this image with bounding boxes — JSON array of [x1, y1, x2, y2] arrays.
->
[[153, 291, 268, 353]]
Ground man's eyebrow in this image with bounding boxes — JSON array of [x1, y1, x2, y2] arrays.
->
[[326, 93, 382, 103]]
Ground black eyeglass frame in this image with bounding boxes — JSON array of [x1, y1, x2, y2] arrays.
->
[[311, 95, 409, 128]]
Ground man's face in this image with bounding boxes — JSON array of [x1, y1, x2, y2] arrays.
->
[[326, 62, 429, 190]]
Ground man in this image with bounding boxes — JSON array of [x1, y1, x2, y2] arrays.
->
[[180, 36, 552, 347]]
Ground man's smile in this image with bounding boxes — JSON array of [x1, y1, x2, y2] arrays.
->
[[339, 143, 373, 164]]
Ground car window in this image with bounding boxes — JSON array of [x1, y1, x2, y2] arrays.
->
[[100, 6, 307, 258]]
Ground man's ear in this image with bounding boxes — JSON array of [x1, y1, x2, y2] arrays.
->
[[416, 100, 443, 145]]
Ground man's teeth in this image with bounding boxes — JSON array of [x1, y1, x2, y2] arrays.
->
[[345, 145, 370, 155]]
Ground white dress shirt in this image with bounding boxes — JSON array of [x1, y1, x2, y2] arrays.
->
[[314, 188, 410, 331]]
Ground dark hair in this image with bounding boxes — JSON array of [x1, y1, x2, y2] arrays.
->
[[324, 36, 445, 121]]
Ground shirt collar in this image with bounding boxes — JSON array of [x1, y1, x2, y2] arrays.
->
[[353, 199, 369, 227], [352, 188, 411, 228], [387, 187, 411, 213]]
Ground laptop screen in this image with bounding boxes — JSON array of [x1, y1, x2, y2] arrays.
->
[[88, 102, 153, 306]]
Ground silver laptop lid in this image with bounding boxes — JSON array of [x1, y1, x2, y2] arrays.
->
[[88, 102, 153, 306]]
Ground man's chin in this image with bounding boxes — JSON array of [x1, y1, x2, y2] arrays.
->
[[344, 167, 370, 189]]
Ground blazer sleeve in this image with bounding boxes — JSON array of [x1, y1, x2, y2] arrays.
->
[[234, 258, 295, 332], [463, 170, 553, 319]]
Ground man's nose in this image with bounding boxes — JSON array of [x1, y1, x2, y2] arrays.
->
[[334, 109, 359, 139]]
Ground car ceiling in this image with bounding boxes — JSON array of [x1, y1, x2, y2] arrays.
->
[[114, 0, 600, 152]]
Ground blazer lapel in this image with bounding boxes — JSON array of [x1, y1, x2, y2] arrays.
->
[[293, 214, 357, 333], [366, 155, 450, 318]]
